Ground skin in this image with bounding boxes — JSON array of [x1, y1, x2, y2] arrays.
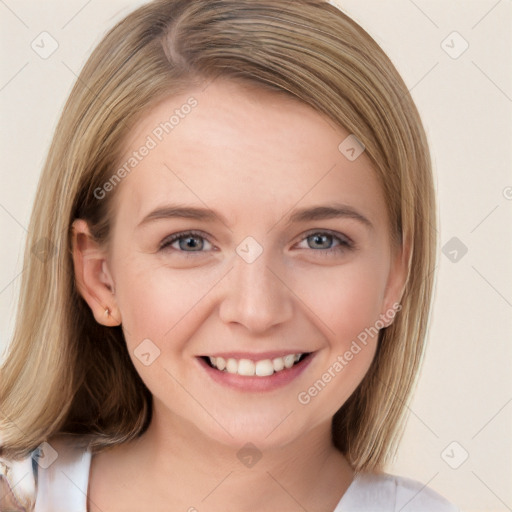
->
[[71, 79, 408, 511]]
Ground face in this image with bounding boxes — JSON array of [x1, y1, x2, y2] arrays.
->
[[74, 79, 406, 450]]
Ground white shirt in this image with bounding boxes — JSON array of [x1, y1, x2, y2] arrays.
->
[[1, 437, 459, 511]]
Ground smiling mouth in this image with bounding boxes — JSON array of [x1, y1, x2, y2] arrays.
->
[[200, 353, 311, 377]]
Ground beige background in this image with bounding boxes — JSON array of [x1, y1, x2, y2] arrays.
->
[[1, 1, 511, 510]]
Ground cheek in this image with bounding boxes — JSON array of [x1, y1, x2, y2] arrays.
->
[[292, 255, 389, 346], [292, 262, 386, 413], [115, 264, 172, 343], [112, 257, 220, 349], [291, 258, 388, 410]]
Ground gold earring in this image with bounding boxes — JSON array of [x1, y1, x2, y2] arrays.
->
[[104, 308, 110, 317]]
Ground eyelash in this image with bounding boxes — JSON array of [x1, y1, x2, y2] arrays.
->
[[158, 229, 354, 257]]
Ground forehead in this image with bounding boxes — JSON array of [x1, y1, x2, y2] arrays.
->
[[111, 79, 386, 231]]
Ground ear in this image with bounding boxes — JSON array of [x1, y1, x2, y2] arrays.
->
[[71, 219, 121, 326], [380, 237, 411, 327]]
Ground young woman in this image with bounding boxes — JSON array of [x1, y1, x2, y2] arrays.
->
[[0, 1, 458, 510]]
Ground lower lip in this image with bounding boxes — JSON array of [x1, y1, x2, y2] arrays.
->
[[197, 354, 315, 392]]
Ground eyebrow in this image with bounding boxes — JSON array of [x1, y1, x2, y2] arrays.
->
[[137, 203, 373, 230], [137, 204, 230, 229], [285, 204, 373, 230]]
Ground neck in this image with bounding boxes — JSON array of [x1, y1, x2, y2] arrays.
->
[[121, 401, 355, 511]]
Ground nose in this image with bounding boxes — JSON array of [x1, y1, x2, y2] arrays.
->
[[218, 251, 294, 334]]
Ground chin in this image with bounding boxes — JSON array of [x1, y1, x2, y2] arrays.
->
[[188, 407, 306, 453]]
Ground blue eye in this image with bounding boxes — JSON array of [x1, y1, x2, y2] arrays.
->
[[297, 231, 353, 255], [159, 231, 213, 253], [158, 230, 353, 256]]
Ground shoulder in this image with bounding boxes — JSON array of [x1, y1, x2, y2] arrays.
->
[[0, 447, 37, 511], [35, 435, 92, 512], [0, 435, 91, 512], [389, 473, 459, 511], [337, 471, 460, 511]]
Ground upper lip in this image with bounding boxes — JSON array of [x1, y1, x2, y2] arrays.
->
[[198, 350, 313, 360]]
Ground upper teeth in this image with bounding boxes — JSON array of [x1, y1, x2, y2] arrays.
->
[[208, 353, 303, 377]]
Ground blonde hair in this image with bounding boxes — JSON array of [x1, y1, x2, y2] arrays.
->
[[0, 0, 435, 472]]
